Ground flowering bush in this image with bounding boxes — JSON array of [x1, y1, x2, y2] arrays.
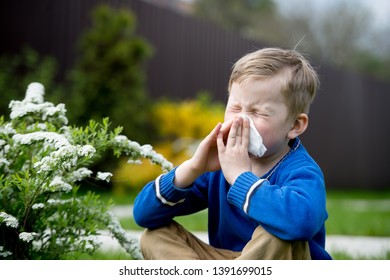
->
[[0, 83, 172, 259], [151, 95, 225, 139]]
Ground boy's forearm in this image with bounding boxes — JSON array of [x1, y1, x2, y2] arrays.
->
[[173, 159, 202, 188]]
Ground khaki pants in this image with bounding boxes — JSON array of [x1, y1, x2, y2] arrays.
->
[[140, 221, 311, 260]]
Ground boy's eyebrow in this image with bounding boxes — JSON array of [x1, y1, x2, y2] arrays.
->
[[247, 103, 275, 113], [245, 101, 263, 108], [228, 98, 263, 108]]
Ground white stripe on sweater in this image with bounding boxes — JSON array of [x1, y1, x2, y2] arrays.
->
[[155, 174, 185, 206], [243, 179, 265, 213]]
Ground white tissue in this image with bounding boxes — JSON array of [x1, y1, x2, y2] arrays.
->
[[240, 114, 267, 157]]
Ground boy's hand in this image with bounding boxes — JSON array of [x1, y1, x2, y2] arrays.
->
[[174, 121, 227, 188], [217, 116, 252, 185], [190, 122, 223, 173], [188, 118, 234, 173]]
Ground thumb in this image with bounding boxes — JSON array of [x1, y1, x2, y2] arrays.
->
[[207, 122, 222, 141]]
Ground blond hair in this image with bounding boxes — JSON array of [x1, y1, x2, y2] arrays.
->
[[228, 48, 320, 117]]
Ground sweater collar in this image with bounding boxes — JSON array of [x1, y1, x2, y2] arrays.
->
[[263, 138, 301, 180]]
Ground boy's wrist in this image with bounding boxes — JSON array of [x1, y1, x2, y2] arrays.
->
[[228, 172, 266, 213], [173, 159, 201, 188]]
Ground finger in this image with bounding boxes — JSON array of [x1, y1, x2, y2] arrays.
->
[[220, 118, 234, 134], [216, 130, 226, 152], [220, 119, 234, 143], [236, 118, 243, 145], [241, 117, 250, 149], [227, 119, 239, 147]]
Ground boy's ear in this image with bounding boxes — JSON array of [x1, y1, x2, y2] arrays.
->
[[287, 113, 308, 139]]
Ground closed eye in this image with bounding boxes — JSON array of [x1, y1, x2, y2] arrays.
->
[[250, 110, 269, 117], [248, 109, 261, 115], [228, 105, 242, 112]]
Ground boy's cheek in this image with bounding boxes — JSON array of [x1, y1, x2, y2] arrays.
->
[[224, 108, 240, 122]]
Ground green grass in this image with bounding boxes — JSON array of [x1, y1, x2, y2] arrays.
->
[[326, 190, 390, 236], [330, 250, 390, 260], [71, 249, 134, 260], [174, 210, 208, 231]]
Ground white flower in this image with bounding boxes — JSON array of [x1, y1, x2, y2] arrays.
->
[[25, 82, 44, 104], [0, 212, 19, 228], [96, 172, 113, 182], [128, 140, 141, 150], [114, 135, 173, 172], [114, 135, 128, 143], [47, 199, 61, 205], [33, 156, 53, 173], [0, 158, 10, 168], [77, 145, 96, 157], [19, 232, 37, 243], [78, 236, 100, 251], [34, 145, 79, 174], [13, 131, 70, 149], [106, 212, 143, 259], [41, 103, 68, 123], [37, 123, 48, 130], [114, 135, 141, 152], [0, 142, 11, 158], [70, 167, 93, 181], [0, 246, 12, 258], [47, 199, 70, 205], [0, 123, 16, 135], [162, 161, 174, 171], [140, 144, 153, 157], [9, 83, 68, 125], [60, 126, 72, 139], [127, 159, 142, 165], [32, 203, 45, 210], [49, 176, 72, 192], [26, 123, 48, 131]]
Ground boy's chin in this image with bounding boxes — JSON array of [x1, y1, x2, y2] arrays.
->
[[248, 152, 266, 159]]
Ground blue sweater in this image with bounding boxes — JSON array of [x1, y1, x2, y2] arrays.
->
[[133, 138, 332, 260]]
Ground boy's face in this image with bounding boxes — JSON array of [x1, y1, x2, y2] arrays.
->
[[225, 76, 295, 157]]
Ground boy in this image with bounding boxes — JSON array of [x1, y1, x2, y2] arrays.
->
[[133, 47, 332, 260]]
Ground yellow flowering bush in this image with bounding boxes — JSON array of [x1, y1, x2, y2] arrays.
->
[[152, 97, 225, 139]]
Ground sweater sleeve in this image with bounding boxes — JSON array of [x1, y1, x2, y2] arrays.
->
[[227, 164, 328, 241], [133, 168, 208, 229]]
